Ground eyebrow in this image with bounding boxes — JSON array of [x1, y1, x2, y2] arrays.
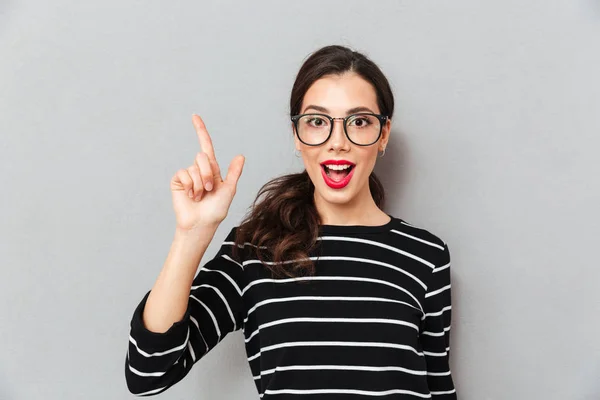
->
[[302, 104, 376, 115]]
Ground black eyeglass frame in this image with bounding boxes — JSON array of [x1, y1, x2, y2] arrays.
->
[[291, 112, 389, 147]]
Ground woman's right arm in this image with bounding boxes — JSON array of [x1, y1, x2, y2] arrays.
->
[[124, 114, 245, 396], [142, 226, 219, 336], [125, 225, 245, 396]]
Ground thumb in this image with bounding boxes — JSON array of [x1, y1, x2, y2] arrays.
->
[[224, 155, 245, 189]]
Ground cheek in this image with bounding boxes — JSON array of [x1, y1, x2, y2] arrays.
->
[[357, 157, 378, 181], [301, 153, 319, 172]]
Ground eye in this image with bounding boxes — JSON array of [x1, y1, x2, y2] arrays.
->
[[348, 115, 372, 127], [305, 116, 329, 128]]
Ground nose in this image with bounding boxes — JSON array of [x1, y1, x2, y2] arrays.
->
[[329, 118, 348, 147]]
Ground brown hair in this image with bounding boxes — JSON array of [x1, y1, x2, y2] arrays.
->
[[232, 45, 395, 278]]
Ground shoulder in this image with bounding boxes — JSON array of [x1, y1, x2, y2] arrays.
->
[[215, 225, 246, 261], [391, 217, 447, 250], [222, 225, 264, 264], [226, 225, 257, 248], [218, 225, 239, 243], [390, 217, 451, 269]]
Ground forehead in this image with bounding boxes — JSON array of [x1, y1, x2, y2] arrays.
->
[[301, 72, 379, 113]]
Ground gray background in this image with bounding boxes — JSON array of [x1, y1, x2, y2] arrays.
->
[[1, 0, 599, 399]]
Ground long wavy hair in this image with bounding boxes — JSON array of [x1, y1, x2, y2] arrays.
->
[[232, 45, 395, 278]]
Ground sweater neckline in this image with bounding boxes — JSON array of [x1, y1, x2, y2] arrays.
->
[[318, 213, 397, 234]]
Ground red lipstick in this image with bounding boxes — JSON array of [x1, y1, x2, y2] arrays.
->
[[320, 159, 355, 189]]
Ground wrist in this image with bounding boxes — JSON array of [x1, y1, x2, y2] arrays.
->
[[175, 224, 219, 240]]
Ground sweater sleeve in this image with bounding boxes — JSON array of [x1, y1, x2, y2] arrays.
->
[[420, 242, 457, 398], [124, 226, 245, 396]]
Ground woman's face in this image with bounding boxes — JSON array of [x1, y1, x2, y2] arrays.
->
[[294, 72, 390, 209]]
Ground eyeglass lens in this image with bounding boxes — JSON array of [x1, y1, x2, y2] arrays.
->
[[296, 114, 381, 145]]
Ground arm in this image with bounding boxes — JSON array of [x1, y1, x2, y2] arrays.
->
[[124, 226, 245, 396], [420, 242, 457, 398]]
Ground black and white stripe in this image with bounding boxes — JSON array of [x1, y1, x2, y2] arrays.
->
[[125, 216, 456, 398]]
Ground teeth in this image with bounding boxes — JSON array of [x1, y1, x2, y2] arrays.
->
[[323, 164, 352, 171]]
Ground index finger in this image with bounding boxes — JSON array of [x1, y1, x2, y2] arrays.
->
[[192, 114, 217, 163], [192, 114, 223, 182]]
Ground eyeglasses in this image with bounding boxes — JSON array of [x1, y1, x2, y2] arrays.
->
[[291, 112, 388, 146]]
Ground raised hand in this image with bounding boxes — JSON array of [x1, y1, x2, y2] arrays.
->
[[170, 114, 245, 232]]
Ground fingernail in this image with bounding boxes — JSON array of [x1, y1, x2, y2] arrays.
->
[[188, 190, 193, 198], [205, 182, 212, 191]]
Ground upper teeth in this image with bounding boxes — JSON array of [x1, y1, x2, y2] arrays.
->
[[324, 164, 352, 170]]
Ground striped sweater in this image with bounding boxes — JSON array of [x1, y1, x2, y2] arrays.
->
[[125, 214, 456, 399]]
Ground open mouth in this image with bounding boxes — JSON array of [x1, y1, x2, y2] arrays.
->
[[322, 164, 355, 182]]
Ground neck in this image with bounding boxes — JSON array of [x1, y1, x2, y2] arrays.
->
[[314, 185, 388, 226]]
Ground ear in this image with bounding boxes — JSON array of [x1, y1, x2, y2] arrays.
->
[[380, 118, 391, 149], [292, 122, 301, 151]]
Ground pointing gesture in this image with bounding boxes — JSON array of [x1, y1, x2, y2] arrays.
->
[[170, 114, 245, 232], [193, 114, 222, 185]]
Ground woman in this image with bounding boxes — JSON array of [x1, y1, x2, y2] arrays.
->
[[125, 45, 456, 399]]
